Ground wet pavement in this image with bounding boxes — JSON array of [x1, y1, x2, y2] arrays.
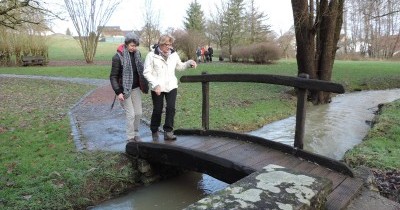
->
[[69, 84, 152, 152], [0, 74, 150, 152]]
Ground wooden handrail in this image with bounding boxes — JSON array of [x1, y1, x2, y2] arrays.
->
[[180, 72, 345, 149], [180, 73, 345, 93]]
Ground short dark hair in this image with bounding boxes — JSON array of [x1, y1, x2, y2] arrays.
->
[[124, 32, 140, 46]]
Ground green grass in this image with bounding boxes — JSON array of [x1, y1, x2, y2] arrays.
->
[[0, 78, 137, 209], [331, 60, 400, 91], [1, 58, 399, 131], [344, 100, 400, 170], [1, 35, 400, 208], [46, 34, 148, 61]]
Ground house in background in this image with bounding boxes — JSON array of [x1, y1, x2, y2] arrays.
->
[[98, 26, 132, 43]]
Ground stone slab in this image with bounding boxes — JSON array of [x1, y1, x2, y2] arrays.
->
[[184, 164, 332, 210]]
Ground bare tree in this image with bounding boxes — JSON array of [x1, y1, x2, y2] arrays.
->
[[172, 29, 204, 61], [141, 0, 160, 51], [291, 0, 344, 104], [276, 28, 296, 59], [1, 1, 54, 66], [365, 0, 400, 58], [0, 0, 61, 29], [64, 0, 121, 63], [205, 1, 227, 49], [342, 1, 400, 58]]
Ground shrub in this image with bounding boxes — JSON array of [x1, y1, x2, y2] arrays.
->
[[172, 30, 206, 61], [335, 52, 365, 61], [221, 42, 281, 64], [252, 43, 281, 64]]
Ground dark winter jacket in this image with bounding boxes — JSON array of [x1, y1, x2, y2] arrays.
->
[[110, 44, 149, 95]]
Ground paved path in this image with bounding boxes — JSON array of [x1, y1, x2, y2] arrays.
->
[[69, 83, 152, 152], [0, 74, 109, 86], [0, 74, 151, 152]]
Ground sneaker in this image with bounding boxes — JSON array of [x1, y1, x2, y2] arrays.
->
[[164, 132, 177, 140], [152, 132, 159, 141]]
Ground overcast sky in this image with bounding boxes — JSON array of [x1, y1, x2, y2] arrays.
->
[[52, 0, 293, 35]]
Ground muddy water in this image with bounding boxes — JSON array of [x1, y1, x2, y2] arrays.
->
[[249, 88, 400, 160], [93, 89, 400, 209], [91, 172, 228, 210]]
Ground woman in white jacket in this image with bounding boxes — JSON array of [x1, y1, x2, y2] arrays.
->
[[143, 34, 197, 140]]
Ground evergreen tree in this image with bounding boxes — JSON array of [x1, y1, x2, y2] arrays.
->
[[66, 28, 72, 36], [223, 0, 245, 55], [244, 0, 271, 44], [183, 0, 205, 31]]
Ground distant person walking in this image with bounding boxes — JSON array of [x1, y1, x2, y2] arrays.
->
[[110, 32, 148, 142], [201, 46, 205, 63], [208, 45, 214, 62], [143, 34, 197, 141], [196, 46, 201, 63]]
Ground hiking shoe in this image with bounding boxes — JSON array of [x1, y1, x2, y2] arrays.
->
[[152, 132, 159, 141], [128, 136, 141, 142], [164, 132, 177, 140]]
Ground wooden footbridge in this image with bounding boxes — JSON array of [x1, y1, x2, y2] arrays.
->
[[126, 73, 364, 210]]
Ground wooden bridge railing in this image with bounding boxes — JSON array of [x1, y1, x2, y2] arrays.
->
[[180, 72, 345, 149]]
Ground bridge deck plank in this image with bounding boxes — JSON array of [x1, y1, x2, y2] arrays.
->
[[248, 149, 291, 167], [127, 134, 363, 210], [326, 177, 364, 210], [201, 139, 246, 155], [216, 142, 273, 162], [292, 160, 319, 172]]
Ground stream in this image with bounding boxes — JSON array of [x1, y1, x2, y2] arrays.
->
[[93, 88, 400, 210]]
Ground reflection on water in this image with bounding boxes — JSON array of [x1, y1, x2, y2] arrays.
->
[[248, 89, 400, 160], [91, 172, 228, 210]]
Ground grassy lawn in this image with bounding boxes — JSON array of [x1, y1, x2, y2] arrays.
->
[[344, 100, 400, 170], [1, 35, 400, 208], [0, 78, 138, 209], [46, 34, 118, 61]]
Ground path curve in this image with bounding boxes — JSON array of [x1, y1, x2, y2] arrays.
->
[[0, 74, 151, 152]]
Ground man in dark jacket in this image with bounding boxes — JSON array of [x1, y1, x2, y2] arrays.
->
[[110, 32, 148, 142], [208, 45, 214, 62]]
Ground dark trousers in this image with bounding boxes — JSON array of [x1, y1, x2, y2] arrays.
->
[[150, 88, 177, 133]]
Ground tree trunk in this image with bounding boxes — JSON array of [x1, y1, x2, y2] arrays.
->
[[291, 0, 317, 79], [291, 0, 344, 104]]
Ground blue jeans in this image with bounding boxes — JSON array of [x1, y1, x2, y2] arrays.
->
[[150, 88, 177, 133]]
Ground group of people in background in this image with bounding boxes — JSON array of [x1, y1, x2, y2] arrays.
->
[[196, 45, 213, 63]]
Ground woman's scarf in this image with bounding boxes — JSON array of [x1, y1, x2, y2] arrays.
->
[[157, 46, 171, 60], [121, 46, 141, 99]]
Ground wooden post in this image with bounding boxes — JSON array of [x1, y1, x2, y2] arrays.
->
[[202, 72, 210, 130], [294, 73, 309, 149]]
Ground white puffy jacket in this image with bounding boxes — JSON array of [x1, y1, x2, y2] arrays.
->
[[143, 48, 192, 92]]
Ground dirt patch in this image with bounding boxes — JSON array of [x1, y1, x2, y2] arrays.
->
[[0, 126, 7, 133], [81, 84, 115, 106], [372, 169, 400, 203]]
